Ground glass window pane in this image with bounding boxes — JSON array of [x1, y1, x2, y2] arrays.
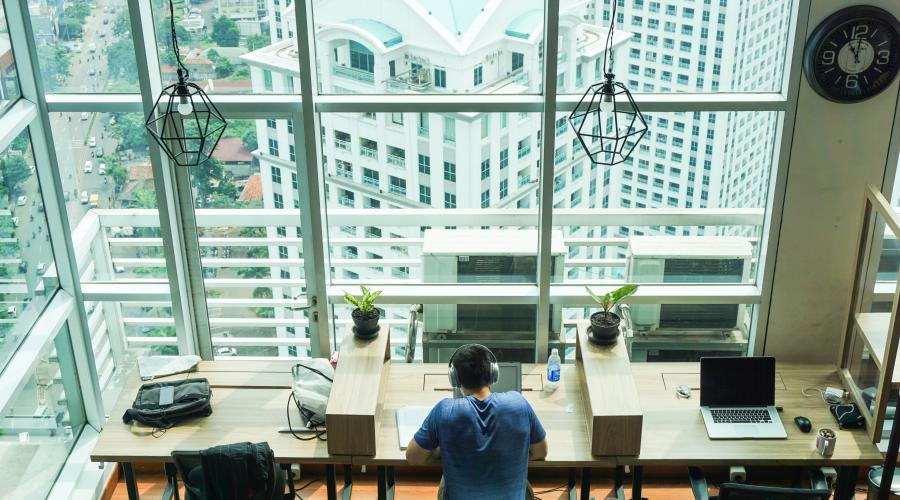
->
[[0, 326, 84, 499], [154, 0, 273, 94], [555, 111, 780, 285], [562, 0, 793, 93], [310, 2, 544, 94], [562, 304, 754, 361], [0, 1, 20, 110], [0, 130, 58, 372], [27, 1, 138, 93], [321, 112, 542, 284], [186, 120, 309, 358]]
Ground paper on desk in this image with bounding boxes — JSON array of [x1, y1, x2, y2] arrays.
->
[[397, 406, 432, 450], [138, 355, 201, 380]]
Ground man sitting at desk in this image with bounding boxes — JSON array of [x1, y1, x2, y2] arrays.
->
[[405, 344, 548, 500]]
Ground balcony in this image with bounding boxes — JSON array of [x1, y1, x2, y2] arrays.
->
[[387, 154, 405, 167], [518, 146, 531, 159], [333, 65, 375, 84], [360, 146, 378, 160], [334, 139, 351, 151], [386, 68, 433, 91], [73, 207, 767, 367]]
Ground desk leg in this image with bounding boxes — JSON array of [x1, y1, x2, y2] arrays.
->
[[162, 462, 179, 500], [325, 464, 338, 500], [631, 465, 643, 500], [611, 466, 625, 500], [582, 467, 595, 500], [879, 394, 900, 500], [566, 468, 577, 500], [282, 464, 296, 498], [122, 462, 140, 500], [834, 466, 859, 500], [342, 464, 353, 500]]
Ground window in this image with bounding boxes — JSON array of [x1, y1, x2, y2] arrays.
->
[[500, 149, 509, 169], [473, 65, 483, 86], [434, 68, 447, 88], [443, 117, 456, 143], [512, 52, 524, 71], [363, 168, 379, 186], [418, 154, 431, 174], [268, 138, 279, 156], [444, 193, 457, 208], [349, 41, 375, 73], [481, 189, 490, 208], [271, 166, 282, 184], [389, 176, 406, 195], [419, 185, 431, 204], [273, 193, 284, 209], [481, 159, 490, 180], [444, 162, 456, 182], [500, 180, 508, 199]]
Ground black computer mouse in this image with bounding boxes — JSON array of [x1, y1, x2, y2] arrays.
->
[[794, 416, 812, 433]]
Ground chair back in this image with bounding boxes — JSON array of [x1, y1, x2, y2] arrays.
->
[[171, 450, 204, 500], [719, 482, 831, 500]]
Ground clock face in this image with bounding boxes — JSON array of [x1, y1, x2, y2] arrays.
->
[[804, 6, 900, 103]]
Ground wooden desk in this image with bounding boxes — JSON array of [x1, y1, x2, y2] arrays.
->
[[626, 362, 883, 500], [357, 362, 616, 500], [92, 364, 350, 500]]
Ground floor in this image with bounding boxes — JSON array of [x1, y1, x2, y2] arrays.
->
[[107, 464, 872, 499]]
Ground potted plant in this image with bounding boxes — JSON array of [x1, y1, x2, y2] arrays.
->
[[585, 284, 639, 345], [344, 285, 383, 339]]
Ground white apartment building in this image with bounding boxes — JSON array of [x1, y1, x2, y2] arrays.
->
[[242, 0, 627, 353], [589, 0, 791, 262]]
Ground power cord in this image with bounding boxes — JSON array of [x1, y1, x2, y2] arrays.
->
[[285, 392, 327, 441], [802, 387, 845, 405], [533, 483, 569, 500]]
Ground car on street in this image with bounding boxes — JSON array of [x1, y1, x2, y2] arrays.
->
[[99, 163, 106, 174], [95, 146, 104, 158], [88, 68, 96, 76], [16, 196, 27, 206], [89, 194, 99, 208], [36, 262, 45, 274], [79, 191, 89, 204], [103, 18, 109, 24], [83, 161, 93, 173], [80, 112, 89, 121], [11, 217, 18, 227], [114, 265, 125, 274], [6, 306, 16, 318], [88, 43, 96, 53], [88, 136, 96, 147]]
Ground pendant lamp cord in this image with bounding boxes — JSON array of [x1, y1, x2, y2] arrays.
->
[[169, 0, 190, 81], [602, 0, 618, 77]]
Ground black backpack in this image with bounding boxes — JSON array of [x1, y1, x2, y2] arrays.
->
[[123, 378, 213, 429]]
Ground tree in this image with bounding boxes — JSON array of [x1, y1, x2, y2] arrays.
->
[[111, 113, 147, 151], [66, 3, 91, 22], [106, 162, 128, 187], [132, 188, 157, 209], [0, 156, 32, 202], [245, 34, 269, 51], [112, 11, 131, 37], [57, 17, 84, 40], [107, 39, 138, 83], [252, 287, 272, 299], [37, 45, 71, 91], [212, 16, 240, 47], [206, 49, 234, 79], [238, 267, 267, 279], [191, 157, 225, 202]]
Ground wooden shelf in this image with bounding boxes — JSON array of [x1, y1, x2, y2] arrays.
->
[[852, 312, 900, 387]]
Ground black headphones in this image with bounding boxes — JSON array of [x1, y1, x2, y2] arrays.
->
[[447, 344, 500, 389]]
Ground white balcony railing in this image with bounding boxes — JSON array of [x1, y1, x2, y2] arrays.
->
[[76, 207, 767, 363]]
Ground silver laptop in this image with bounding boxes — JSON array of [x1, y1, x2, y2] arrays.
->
[[700, 356, 787, 439]]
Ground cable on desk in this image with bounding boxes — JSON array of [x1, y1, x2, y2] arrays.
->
[[285, 392, 327, 441], [802, 387, 844, 405], [533, 483, 569, 499], [291, 477, 321, 499]]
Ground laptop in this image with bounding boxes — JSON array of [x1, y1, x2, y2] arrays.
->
[[699, 356, 787, 439], [397, 362, 522, 449]]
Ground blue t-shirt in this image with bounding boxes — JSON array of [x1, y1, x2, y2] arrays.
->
[[413, 391, 546, 500]]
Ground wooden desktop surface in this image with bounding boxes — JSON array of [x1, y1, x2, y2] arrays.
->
[[629, 362, 883, 466], [354, 362, 617, 468], [91, 366, 343, 464]]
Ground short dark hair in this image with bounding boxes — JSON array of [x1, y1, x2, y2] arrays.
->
[[452, 344, 493, 390]]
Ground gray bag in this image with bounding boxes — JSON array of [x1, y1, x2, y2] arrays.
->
[[123, 378, 213, 429]]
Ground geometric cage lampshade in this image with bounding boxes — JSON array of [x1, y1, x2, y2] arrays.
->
[[568, 75, 648, 166], [145, 71, 227, 167]]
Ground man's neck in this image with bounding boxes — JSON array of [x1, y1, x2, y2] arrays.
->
[[463, 386, 492, 401]]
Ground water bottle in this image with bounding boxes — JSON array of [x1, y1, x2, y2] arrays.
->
[[546, 348, 561, 393]]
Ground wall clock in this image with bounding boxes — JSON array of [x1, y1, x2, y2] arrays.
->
[[803, 5, 900, 103]]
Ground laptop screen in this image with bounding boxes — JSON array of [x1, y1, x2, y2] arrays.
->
[[493, 363, 522, 393], [700, 356, 775, 407]]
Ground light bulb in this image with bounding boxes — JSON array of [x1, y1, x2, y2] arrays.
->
[[177, 95, 193, 116], [600, 94, 615, 114]]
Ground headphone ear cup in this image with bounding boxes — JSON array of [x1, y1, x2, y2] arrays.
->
[[491, 362, 499, 385], [448, 365, 458, 388]]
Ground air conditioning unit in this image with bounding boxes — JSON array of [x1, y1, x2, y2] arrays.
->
[[421, 229, 566, 362], [626, 236, 752, 332]]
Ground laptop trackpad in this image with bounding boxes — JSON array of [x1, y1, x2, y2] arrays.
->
[[735, 425, 759, 436]]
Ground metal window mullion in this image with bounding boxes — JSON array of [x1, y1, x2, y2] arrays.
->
[[127, 0, 208, 357], [294, 0, 332, 357], [752, 0, 811, 356], [5, 0, 104, 429], [535, 0, 561, 363]]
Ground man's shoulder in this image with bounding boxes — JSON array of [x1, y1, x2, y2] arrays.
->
[[493, 391, 531, 409]]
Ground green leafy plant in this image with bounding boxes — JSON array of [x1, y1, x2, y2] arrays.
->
[[585, 284, 639, 317], [343, 285, 382, 314]]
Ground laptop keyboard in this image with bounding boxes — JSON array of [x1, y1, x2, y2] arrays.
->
[[710, 408, 772, 424]]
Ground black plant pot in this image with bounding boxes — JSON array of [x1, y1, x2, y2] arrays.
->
[[352, 307, 381, 339], [589, 311, 621, 345]]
